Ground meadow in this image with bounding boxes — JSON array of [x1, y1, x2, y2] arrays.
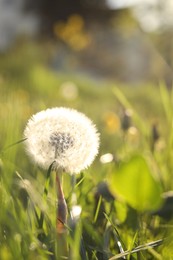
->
[[0, 41, 173, 259]]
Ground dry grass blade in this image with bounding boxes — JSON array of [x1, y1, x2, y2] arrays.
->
[[109, 239, 163, 260]]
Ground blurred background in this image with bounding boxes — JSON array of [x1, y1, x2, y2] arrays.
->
[[0, 0, 173, 84], [0, 0, 173, 154], [1, 2, 173, 258], [1, 0, 173, 153]]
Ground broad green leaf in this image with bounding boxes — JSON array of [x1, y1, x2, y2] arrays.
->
[[114, 200, 127, 224], [109, 155, 163, 212]]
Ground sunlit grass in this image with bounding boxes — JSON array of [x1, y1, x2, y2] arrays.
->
[[0, 41, 173, 259]]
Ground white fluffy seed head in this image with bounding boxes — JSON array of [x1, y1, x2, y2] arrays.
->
[[24, 107, 100, 174]]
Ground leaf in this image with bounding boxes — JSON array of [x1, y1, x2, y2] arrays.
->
[[114, 200, 127, 224], [109, 155, 163, 212], [93, 195, 102, 223], [38, 162, 54, 231]]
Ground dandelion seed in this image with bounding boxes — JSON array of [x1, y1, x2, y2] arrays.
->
[[24, 107, 100, 174]]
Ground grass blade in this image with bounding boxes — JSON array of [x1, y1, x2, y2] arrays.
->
[[1, 138, 27, 154], [93, 195, 102, 223], [38, 162, 54, 231], [109, 239, 163, 260]]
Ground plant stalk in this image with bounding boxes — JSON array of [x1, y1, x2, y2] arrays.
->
[[55, 171, 68, 259], [56, 171, 68, 233]]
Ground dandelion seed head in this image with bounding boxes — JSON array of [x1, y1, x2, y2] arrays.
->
[[24, 107, 100, 174], [50, 132, 74, 155]]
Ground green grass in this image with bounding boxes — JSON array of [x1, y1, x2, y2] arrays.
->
[[0, 41, 173, 259]]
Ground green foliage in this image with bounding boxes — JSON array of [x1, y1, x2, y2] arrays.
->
[[1, 41, 173, 259], [109, 155, 163, 212]]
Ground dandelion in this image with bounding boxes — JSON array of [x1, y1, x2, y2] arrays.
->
[[24, 107, 99, 238], [24, 107, 100, 174]]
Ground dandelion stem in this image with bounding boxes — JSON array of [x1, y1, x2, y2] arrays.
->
[[56, 171, 68, 233], [55, 171, 68, 259]]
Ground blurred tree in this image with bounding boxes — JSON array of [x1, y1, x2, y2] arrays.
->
[[24, 0, 116, 34]]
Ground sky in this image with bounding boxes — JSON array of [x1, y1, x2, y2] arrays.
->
[[107, 0, 158, 9], [107, 0, 173, 32]]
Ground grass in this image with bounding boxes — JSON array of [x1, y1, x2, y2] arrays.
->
[[0, 41, 173, 259]]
